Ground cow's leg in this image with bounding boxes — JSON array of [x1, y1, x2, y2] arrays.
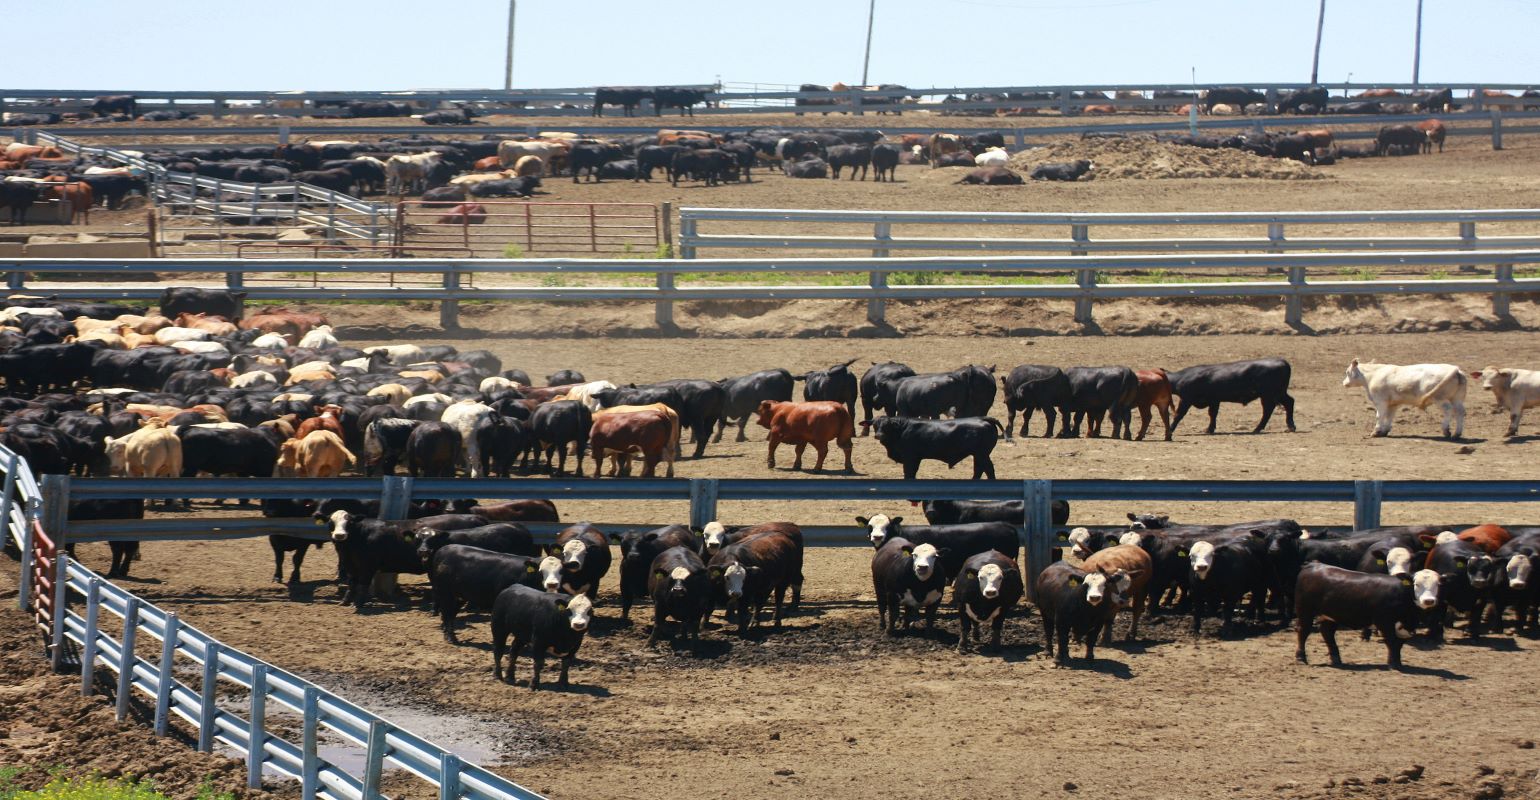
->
[[492, 631, 509, 681], [973, 454, 996, 481], [1004, 404, 1017, 439], [809, 442, 829, 471], [1135, 405, 1152, 440], [1205, 405, 1220, 434], [1159, 403, 1173, 441], [793, 443, 808, 471], [1295, 615, 1313, 663], [270, 542, 285, 583], [1507, 406, 1522, 438], [839, 438, 853, 473], [1372, 401, 1392, 437], [1453, 401, 1465, 439], [903, 461, 920, 480], [1320, 620, 1343, 666], [1040, 407, 1055, 438], [766, 437, 779, 469], [289, 545, 308, 584], [1254, 399, 1277, 433], [1169, 399, 1192, 435]]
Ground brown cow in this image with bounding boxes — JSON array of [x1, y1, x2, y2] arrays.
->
[[1080, 542, 1152, 642], [658, 129, 719, 146], [435, 203, 487, 226], [1416, 119, 1447, 153], [588, 408, 676, 478], [277, 430, 355, 478], [1457, 524, 1511, 553], [927, 133, 963, 167], [468, 499, 560, 522], [295, 405, 345, 440], [239, 307, 328, 337], [754, 400, 854, 473], [472, 155, 503, 171], [1297, 129, 1334, 150], [175, 312, 238, 337], [1133, 368, 1174, 442], [41, 179, 93, 224]]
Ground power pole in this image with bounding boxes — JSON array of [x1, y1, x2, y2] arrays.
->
[[503, 0, 516, 91], [861, 0, 876, 86], [1310, 0, 1327, 85], [1412, 0, 1425, 86]]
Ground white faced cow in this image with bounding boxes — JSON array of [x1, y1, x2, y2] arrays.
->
[[1473, 367, 1540, 437], [1342, 359, 1466, 439], [856, 513, 900, 547]]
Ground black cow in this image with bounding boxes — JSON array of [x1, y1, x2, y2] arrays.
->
[[91, 95, 137, 117], [783, 155, 829, 178], [1415, 88, 1454, 113], [0, 181, 40, 225], [68, 498, 145, 579], [530, 400, 591, 475], [177, 425, 279, 484], [1035, 562, 1124, 664], [292, 167, 355, 193], [646, 546, 712, 645], [1029, 160, 1093, 181], [1490, 532, 1540, 632], [547, 369, 585, 385], [1333, 101, 1383, 115], [1061, 366, 1138, 439], [1272, 134, 1316, 164], [1167, 358, 1296, 435], [859, 361, 916, 432], [426, 544, 542, 641], [1002, 365, 1071, 438], [0, 343, 96, 395], [490, 584, 592, 689], [158, 288, 245, 321], [717, 369, 795, 442], [474, 413, 530, 478], [1375, 125, 1425, 156], [1277, 86, 1328, 114], [419, 108, 475, 125], [921, 498, 1071, 527], [76, 174, 147, 211], [654, 87, 709, 116], [871, 143, 901, 182], [798, 358, 859, 423], [468, 177, 539, 198], [866, 415, 1004, 480], [871, 537, 949, 633], [857, 515, 1018, 580], [670, 148, 734, 187], [597, 159, 637, 180], [1425, 539, 1498, 639], [706, 530, 800, 632], [594, 87, 653, 117], [954, 550, 1025, 652], [1203, 87, 1265, 113], [415, 523, 536, 565], [648, 379, 724, 458], [1187, 536, 1270, 637], [893, 365, 996, 420], [405, 421, 461, 478], [570, 143, 625, 183], [1295, 563, 1440, 669], [635, 145, 684, 182], [547, 523, 611, 599], [615, 525, 702, 620], [362, 417, 419, 476], [825, 144, 872, 180], [958, 167, 1023, 185]]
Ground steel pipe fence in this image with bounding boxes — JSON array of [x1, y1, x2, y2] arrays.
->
[[394, 200, 663, 259], [1, 449, 547, 800]]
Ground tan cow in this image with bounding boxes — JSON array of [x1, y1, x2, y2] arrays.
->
[[104, 418, 183, 481], [927, 133, 963, 167], [512, 155, 544, 177], [277, 430, 356, 478], [367, 383, 414, 406]]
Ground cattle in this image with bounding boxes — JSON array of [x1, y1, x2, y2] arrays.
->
[[653, 87, 709, 116], [1294, 563, 1441, 669], [872, 538, 948, 633], [440, 400, 495, 478], [927, 133, 964, 167], [615, 525, 701, 620], [1342, 360, 1466, 439], [670, 148, 734, 186], [1416, 119, 1447, 153], [589, 408, 676, 478], [1187, 537, 1271, 637], [794, 83, 838, 114], [717, 369, 795, 442], [385, 152, 444, 194], [920, 498, 1070, 527], [974, 148, 1010, 168], [158, 288, 245, 321], [593, 87, 652, 117], [646, 546, 712, 646], [276, 430, 354, 478], [797, 358, 859, 422], [1029, 160, 1094, 181], [530, 400, 591, 476], [1035, 562, 1126, 664], [893, 365, 996, 420], [1415, 87, 1454, 113], [92, 95, 137, 117], [858, 361, 916, 433], [178, 424, 278, 482], [706, 530, 800, 633], [415, 523, 536, 565], [957, 167, 1023, 185], [1061, 366, 1138, 439], [362, 417, 419, 476], [425, 545, 543, 643], [783, 155, 829, 178], [405, 421, 461, 478], [953, 550, 1024, 653], [546, 523, 611, 599], [1265, 526, 1435, 612], [1457, 524, 1511, 554], [1203, 87, 1265, 113], [1490, 532, 1540, 631], [418, 108, 475, 126], [326, 511, 487, 606], [1081, 543, 1153, 641], [1131, 368, 1174, 441], [754, 400, 853, 473], [569, 142, 625, 183], [1375, 125, 1425, 156], [1168, 358, 1296, 435], [104, 418, 182, 484], [871, 143, 901, 182], [490, 584, 592, 690], [825, 144, 871, 180], [68, 498, 145, 579], [497, 141, 567, 173], [1001, 365, 1071, 438], [866, 415, 1004, 480], [466, 500, 559, 523], [1277, 86, 1329, 114], [1470, 367, 1540, 436], [634, 145, 683, 182], [468, 177, 539, 198], [435, 202, 487, 226], [646, 378, 724, 458], [857, 514, 1018, 580]]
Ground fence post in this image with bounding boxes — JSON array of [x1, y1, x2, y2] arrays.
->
[[80, 578, 101, 696], [688, 479, 719, 530], [301, 687, 320, 800], [4, 450, 22, 610], [439, 753, 463, 800], [1071, 223, 1094, 324], [655, 271, 676, 329], [1285, 266, 1306, 327], [154, 613, 179, 736], [198, 642, 220, 751], [278, 124, 290, 146], [248, 664, 267, 789], [659, 202, 673, 256], [1491, 108, 1503, 151], [868, 221, 891, 325], [6, 263, 23, 292], [1013, 129, 1025, 149], [1494, 262, 1514, 317], [440, 268, 461, 330], [679, 214, 697, 259], [116, 598, 140, 720], [47, 476, 69, 672], [1353, 479, 1383, 530], [380, 476, 412, 520], [362, 720, 387, 799], [1022, 479, 1055, 602], [1459, 220, 1477, 273]]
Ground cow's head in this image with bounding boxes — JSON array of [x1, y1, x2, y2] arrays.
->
[[1506, 552, 1534, 590], [559, 594, 592, 633], [1478, 367, 1511, 392], [537, 555, 565, 592], [1435, 530, 1458, 545], [1107, 568, 1138, 608], [1067, 527, 1092, 559], [969, 563, 1005, 600], [1342, 358, 1367, 388], [1073, 569, 1109, 606], [702, 521, 729, 555], [857, 514, 901, 548], [102, 436, 127, 476], [753, 400, 780, 429], [658, 565, 695, 598], [1411, 568, 1440, 610], [710, 560, 755, 602], [1126, 512, 1169, 529], [327, 510, 358, 543], [1189, 541, 1216, 580], [1383, 546, 1416, 577], [1118, 531, 1143, 547], [1465, 553, 1497, 590], [551, 538, 586, 572], [908, 542, 940, 581]]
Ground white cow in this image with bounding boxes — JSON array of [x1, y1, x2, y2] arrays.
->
[[249, 332, 291, 348], [479, 376, 525, 395], [403, 392, 451, 408], [230, 371, 278, 389], [496, 140, 566, 172], [974, 147, 1009, 167], [559, 380, 618, 412], [171, 340, 230, 356], [153, 326, 211, 345], [1342, 359, 1466, 439], [364, 344, 426, 366], [440, 399, 495, 477], [296, 324, 338, 349], [1473, 367, 1540, 437], [0, 306, 61, 325], [384, 152, 442, 195]]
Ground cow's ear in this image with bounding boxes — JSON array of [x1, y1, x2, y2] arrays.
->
[[855, 516, 869, 527], [526, 563, 536, 573], [965, 570, 978, 581], [709, 566, 723, 577], [900, 546, 913, 556], [1068, 576, 1081, 587], [546, 544, 561, 556], [1400, 577, 1413, 587], [689, 526, 702, 534], [608, 533, 622, 544], [1056, 530, 1069, 542], [1177, 548, 1188, 557], [1126, 513, 1138, 522], [1455, 558, 1468, 569], [556, 600, 568, 611], [890, 516, 902, 526], [653, 569, 666, 579], [747, 566, 761, 576]]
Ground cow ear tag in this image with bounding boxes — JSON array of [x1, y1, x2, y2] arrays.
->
[[1456, 558, 1467, 568], [1177, 549, 1188, 557], [901, 546, 913, 555], [1376, 558, 1386, 565], [557, 600, 567, 610], [526, 563, 536, 573], [1400, 577, 1412, 586], [1069, 577, 1080, 587], [1056, 532, 1069, 541], [966, 570, 978, 580]]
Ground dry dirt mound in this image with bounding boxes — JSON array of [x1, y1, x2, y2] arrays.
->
[[1008, 136, 1326, 180]]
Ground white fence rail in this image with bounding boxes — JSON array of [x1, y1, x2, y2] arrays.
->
[[3, 445, 546, 800]]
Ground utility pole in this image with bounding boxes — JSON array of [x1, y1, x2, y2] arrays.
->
[[861, 0, 876, 86], [1412, 0, 1425, 86], [503, 0, 516, 91], [1310, 0, 1327, 85]]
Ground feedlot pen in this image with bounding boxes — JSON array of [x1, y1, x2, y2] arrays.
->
[[393, 201, 663, 258]]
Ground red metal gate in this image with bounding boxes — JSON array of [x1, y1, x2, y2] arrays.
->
[[30, 520, 55, 638]]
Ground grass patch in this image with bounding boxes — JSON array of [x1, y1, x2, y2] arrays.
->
[[0, 773, 236, 800], [1336, 266, 1380, 281]]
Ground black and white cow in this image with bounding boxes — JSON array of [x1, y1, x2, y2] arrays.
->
[[953, 550, 1024, 653], [490, 584, 593, 690], [871, 537, 948, 633]]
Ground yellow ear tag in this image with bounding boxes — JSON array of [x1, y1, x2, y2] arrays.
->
[[1375, 558, 1386, 565], [1069, 577, 1080, 587]]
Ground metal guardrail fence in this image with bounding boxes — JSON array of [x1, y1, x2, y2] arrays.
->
[[2, 448, 547, 800], [394, 200, 664, 258]]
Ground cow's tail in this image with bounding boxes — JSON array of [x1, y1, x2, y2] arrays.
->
[[987, 416, 1014, 446], [1418, 368, 1467, 408]]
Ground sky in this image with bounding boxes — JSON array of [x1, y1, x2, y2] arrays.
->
[[7, 0, 1538, 92]]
